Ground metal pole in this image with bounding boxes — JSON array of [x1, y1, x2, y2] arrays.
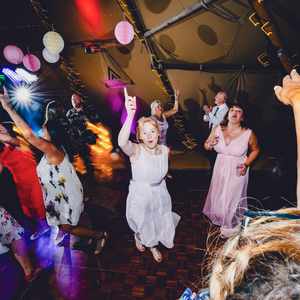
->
[[144, 0, 218, 38]]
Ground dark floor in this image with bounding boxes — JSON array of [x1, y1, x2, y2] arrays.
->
[[16, 167, 297, 299]]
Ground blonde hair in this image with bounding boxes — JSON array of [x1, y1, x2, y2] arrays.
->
[[150, 100, 161, 116], [207, 208, 300, 300], [136, 116, 160, 142]]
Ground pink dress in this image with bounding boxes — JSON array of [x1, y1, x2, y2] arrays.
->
[[203, 126, 252, 233]]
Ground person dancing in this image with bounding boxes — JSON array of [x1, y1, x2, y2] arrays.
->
[[118, 87, 180, 263], [203, 104, 260, 237], [0, 89, 107, 255], [0, 124, 48, 240], [150, 89, 179, 145]]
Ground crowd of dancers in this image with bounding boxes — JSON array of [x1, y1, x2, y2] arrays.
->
[[0, 69, 300, 299]]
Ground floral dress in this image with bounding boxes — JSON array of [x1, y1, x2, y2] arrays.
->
[[36, 154, 84, 226], [0, 206, 24, 247]]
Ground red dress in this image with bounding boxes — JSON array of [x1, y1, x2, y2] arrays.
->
[[0, 145, 45, 219]]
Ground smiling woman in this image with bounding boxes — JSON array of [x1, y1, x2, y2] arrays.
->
[[203, 104, 260, 237]]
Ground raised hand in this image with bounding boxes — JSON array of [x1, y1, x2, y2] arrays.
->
[[274, 69, 300, 106], [0, 87, 11, 111], [203, 104, 212, 113], [174, 89, 179, 101], [124, 87, 136, 118]]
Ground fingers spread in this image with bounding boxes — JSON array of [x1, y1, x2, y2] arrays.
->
[[282, 74, 291, 85], [274, 85, 282, 99], [291, 69, 300, 81], [124, 87, 129, 98]]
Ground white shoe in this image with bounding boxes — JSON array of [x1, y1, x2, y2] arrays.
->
[[30, 227, 51, 241]]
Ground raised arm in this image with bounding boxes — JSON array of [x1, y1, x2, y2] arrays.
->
[[163, 89, 179, 119], [274, 69, 300, 208], [118, 87, 137, 157], [0, 89, 61, 159]]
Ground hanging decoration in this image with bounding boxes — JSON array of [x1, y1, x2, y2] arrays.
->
[[42, 31, 64, 54], [114, 21, 134, 45], [3, 45, 24, 64], [23, 54, 41, 72], [42, 48, 60, 63]]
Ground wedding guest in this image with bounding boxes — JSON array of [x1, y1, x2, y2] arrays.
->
[[150, 89, 179, 145], [203, 104, 259, 237], [0, 90, 107, 255], [118, 87, 180, 262]]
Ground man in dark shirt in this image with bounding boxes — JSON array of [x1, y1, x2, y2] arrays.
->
[[66, 94, 100, 173]]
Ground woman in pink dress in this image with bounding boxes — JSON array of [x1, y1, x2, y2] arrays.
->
[[203, 104, 260, 237]]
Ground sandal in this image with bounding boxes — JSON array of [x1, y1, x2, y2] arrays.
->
[[134, 234, 145, 252], [30, 227, 51, 241], [150, 247, 162, 263], [94, 232, 108, 255]]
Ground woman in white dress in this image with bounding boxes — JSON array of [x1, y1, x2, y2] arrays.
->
[[118, 88, 180, 262], [0, 90, 106, 254]]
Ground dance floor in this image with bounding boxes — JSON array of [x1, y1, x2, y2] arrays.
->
[[16, 151, 296, 299]]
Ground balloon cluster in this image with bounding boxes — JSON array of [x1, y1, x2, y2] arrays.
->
[[42, 31, 65, 63], [2, 31, 65, 72], [3, 45, 41, 72]]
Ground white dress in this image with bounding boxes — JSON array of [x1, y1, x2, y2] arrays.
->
[[126, 144, 180, 248], [36, 154, 84, 226]]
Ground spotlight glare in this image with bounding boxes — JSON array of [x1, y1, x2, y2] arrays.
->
[[15, 86, 31, 103], [15, 68, 38, 83]]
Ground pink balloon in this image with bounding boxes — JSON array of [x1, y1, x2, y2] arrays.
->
[[3, 45, 24, 64], [114, 21, 134, 45], [23, 54, 41, 72]]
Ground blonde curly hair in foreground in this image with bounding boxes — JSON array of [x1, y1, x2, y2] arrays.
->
[[208, 208, 300, 300]]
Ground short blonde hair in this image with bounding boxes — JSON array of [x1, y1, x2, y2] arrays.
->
[[207, 208, 300, 300], [150, 100, 161, 116], [136, 116, 160, 142]]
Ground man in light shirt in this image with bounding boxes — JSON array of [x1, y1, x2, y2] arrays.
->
[[203, 91, 229, 130], [203, 91, 229, 169]]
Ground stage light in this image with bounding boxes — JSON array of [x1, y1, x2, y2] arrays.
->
[[2, 68, 22, 84], [14, 86, 31, 103], [15, 68, 38, 83]]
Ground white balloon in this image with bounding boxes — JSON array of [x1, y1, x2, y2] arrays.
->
[[43, 31, 64, 54], [42, 48, 60, 63]]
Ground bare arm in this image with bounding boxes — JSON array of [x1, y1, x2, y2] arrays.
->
[[204, 127, 218, 151], [163, 89, 179, 119], [0, 91, 62, 160], [245, 132, 260, 166], [118, 87, 137, 157], [274, 69, 300, 207], [0, 124, 20, 146]]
